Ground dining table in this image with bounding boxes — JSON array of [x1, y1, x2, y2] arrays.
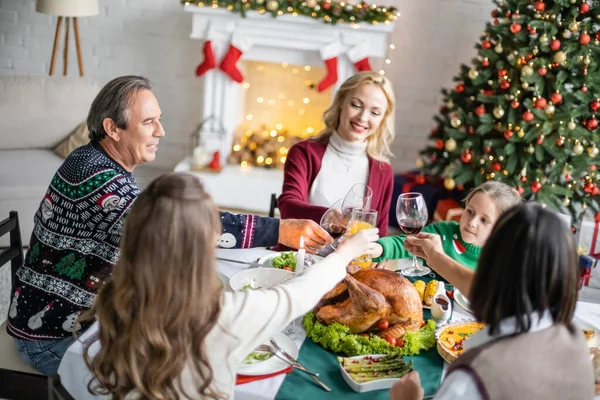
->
[[58, 247, 600, 399]]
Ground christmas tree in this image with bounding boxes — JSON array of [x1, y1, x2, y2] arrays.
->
[[421, 0, 600, 219]]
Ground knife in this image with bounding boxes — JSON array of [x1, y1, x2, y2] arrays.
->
[[269, 338, 331, 392]]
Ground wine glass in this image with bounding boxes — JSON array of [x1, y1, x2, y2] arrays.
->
[[348, 208, 378, 269], [342, 184, 373, 218], [396, 193, 430, 277], [319, 198, 349, 251]]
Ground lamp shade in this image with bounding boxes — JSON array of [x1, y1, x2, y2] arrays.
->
[[36, 0, 99, 17]]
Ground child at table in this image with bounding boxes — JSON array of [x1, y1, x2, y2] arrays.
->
[[389, 203, 594, 400], [61, 172, 378, 400], [372, 181, 521, 291]]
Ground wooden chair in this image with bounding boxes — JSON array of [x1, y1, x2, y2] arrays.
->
[[0, 211, 52, 400]]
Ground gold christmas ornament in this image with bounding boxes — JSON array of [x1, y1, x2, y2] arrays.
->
[[445, 138, 457, 152], [495, 44, 504, 53], [545, 103, 556, 115], [444, 177, 456, 190], [450, 115, 462, 128], [584, 56, 591, 65], [569, 21, 580, 33], [266, 0, 279, 10], [521, 65, 534, 76], [588, 146, 599, 157], [540, 34, 549, 44], [527, 144, 535, 154], [568, 121, 577, 130], [446, 100, 454, 109], [518, 130, 525, 138], [493, 107, 505, 118], [563, 197, 570, 206], [416, 157, 425, 168], [574, 142, 584, 155], [553, 51, 567, 64], [468, 68, 479, 80], [522, 82, 529, 89]]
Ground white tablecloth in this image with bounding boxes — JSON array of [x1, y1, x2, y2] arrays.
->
[[58, 248, 600, 399]]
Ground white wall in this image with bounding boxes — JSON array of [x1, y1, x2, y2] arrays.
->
[[0, 0, 490, 172]]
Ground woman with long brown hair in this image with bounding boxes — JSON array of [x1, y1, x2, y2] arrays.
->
[[60, 172, 378, 399]]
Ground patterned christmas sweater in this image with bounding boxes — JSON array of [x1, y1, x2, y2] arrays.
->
[[373, 221, 481, 271], [7, 142, 281, 341]]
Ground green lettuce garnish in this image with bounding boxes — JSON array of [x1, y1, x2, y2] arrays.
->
[[271, 252, 296, 270], [302, 312, 436, 356]]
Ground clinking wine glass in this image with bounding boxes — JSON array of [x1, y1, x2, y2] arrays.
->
[[348, 208, 378, 269], [342, 183, 373, 219], [396, 192, 430, 277], [319, 198, 348, 252]]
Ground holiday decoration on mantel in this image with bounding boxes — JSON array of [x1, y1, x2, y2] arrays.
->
[[181, 0, 399, 26], [421, 0, 600, 220], [190, 116, 228, 172], [227, 126, 302, 169]]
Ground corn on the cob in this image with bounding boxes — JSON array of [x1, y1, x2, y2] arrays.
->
[[413, 280, 425, 303], [424, 280, 438, 306]]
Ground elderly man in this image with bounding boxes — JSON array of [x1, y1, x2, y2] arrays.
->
[[6, 75, 332, 376]]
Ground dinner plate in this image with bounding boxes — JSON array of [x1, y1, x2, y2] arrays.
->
[[237, 333, 299, 376], [217, 272, 229, 291], [339, 354, 405, 392], [258, 252, 324, 271], [454, 289, 472, 314]]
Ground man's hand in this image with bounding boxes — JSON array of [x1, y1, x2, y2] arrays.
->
[[278, 219, 333, 254], [389, 371, 424, 400], [404, 232, 444, 264]]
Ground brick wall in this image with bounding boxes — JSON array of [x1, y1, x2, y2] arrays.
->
[[0, 0, 490, 172]]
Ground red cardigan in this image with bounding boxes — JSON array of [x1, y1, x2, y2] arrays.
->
[[278, 138, 393, 236]]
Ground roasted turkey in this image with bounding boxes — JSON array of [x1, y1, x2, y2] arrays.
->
[[315, 269, 423, 339]]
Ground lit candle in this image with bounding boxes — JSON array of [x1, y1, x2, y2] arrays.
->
[[295, 236, 305, 275]]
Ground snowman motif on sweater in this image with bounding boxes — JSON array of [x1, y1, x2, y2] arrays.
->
[[8, 288, 20, 319], [62, 311, 82, 332], [28, 303, 52, 331]]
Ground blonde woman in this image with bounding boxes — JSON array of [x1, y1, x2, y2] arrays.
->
[[58, 173, 378, 399], [278, 71, 396, 239]]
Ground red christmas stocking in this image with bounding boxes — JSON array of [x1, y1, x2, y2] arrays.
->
[[348, 41, 372, 72], [317, 41, 342, 92], [219, 35, 253, 83], [195, 40, 216, 77]]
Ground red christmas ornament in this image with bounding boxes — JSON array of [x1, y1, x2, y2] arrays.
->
[[483, 89, 494, 96], [513, 12, 520, 19], [456, 83, 465, 93], [510, 23, 522, 33], [523, 110, 535, 122], [582, 85, 589, 92], [485, 146, 492, 153], [537, 135, 545, 145], [580, 32, 591, 45], [549, 39, 561, 51], [593, 186, 600, 196], [499, 80, 510, 90], [481, 40, 492, 49], [531, 181, 542, 193], [511, 100, 520, 108], [535, 97, 547, 109], [585, 182, 595, 193], [468, 127, 475, 135], [504, 129, 514, 140], [528, 26, 537, 35], [435, 139, 444, 149], [475, 105, 486, 116], [534, 1, 545, 11], [550, 92, 562, 104], [505, 11, 512, 18], [580, 2, 590, 13], [590, 100, 600, 112], [586, 117, 599, 131], [482, 59, 490, 67], [416, 175, 426, 185], [538, 67, 547, 76], [322, 1, 331, 10], [461, 151, 473, 163], [491, 9, 500, 18], [493, 19, 500, 25], [556, 137, 565, 146], [497, 69, 508, 77], [521, 176, 528, 183], [592, 165, 598, 171], [208, 151, 222, 171], [457, 184, 465, 191], [517, 186, 524, 194], [596, 30, 600, 41], [565, 174, 572, 181], [491, 162, 502, 172], [430, 154, 438, 162]]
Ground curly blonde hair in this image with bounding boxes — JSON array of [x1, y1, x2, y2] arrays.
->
[[317, 71, 395, 162], [80, 173, 224, 400]]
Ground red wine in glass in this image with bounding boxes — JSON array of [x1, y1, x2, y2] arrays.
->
[[325, 225, 347, 240], [399, 218, 424, 235]]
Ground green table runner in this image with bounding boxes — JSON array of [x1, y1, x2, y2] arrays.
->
[[276, 310, 444, 399]]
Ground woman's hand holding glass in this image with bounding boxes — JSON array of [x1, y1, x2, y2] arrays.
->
[[336, 227, 379, 262]]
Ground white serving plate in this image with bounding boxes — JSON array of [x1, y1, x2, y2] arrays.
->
[[237, 333, 298, 376], [339, 354, 406, 393], [454, 289, 472, 314], [229, 267, 294, 291]]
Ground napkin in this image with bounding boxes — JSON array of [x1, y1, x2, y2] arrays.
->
[[236, 366, 293, 385]]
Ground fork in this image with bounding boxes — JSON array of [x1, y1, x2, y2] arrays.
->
[[255, 344, 319, 378], [269, 339, 331, 392]]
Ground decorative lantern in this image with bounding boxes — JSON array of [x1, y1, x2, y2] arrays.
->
[[189, 115, 227, 172]]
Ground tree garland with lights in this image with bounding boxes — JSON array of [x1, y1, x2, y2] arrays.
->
[[421, 0, 600, 220], [181, 0, 399, 25]]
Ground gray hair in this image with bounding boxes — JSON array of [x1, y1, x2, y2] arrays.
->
[[465, 181, 523, 214], [87, 76, 152, 141]]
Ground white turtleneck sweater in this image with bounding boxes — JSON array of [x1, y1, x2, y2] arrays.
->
[[308, 132, 370, 207]]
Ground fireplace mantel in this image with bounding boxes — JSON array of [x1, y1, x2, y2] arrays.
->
[[185, 5, 395, 163]]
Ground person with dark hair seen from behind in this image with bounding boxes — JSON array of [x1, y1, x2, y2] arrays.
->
[[390, 203, 594, 400], [6, 75, 332, 377]]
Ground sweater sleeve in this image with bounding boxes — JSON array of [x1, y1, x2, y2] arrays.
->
[[277, 143, 328, 223], [218, 212, 280, 249], [219, 253, 348, 355], [376, 164, 393, 237], [373, 223, 441, 261]]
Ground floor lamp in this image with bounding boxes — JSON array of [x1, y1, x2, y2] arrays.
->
[[36, 0, 99, 77]]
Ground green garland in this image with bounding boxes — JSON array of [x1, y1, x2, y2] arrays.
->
[[181, 0, 399, 25]]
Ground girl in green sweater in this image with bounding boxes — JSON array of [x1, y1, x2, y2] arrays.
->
[[372, 181, 522, 276]]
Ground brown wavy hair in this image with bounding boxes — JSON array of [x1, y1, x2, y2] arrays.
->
[[316, 71, 395, 162], [80, 172, 224, 400]]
